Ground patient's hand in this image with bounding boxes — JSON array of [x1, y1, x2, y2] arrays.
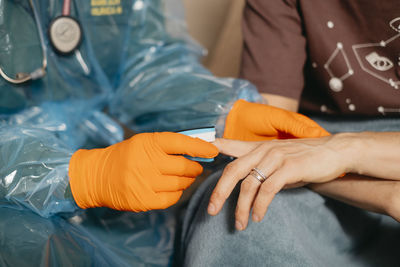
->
[[208, 136, 354, 231]]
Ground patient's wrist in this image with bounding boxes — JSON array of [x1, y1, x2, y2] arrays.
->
[[329, 132, 364, 174]]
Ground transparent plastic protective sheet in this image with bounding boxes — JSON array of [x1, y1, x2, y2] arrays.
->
[[0, 101, 124, 150], [107, 0, 263, 133], [0, 117, 180, 266], [0, 0, 262, 265], [0, 0, 112, 114], [0, 206, 179, 266], [0, 126, 76, 217], [0, 102, 124, 217]]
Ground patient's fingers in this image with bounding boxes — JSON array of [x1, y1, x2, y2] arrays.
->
[[250, 149, 300, 221], [208, 149, 265, 216], [208, 142, 290, 217], [235, 176, 261, 231], [213, 138, 261, 158], [252, 169, 288, 222], [235, 151, 284, 228]]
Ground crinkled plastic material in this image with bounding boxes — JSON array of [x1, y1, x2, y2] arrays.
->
[[0, 0, 262, 265], [0, 207, 179, 266], [0, 0, 111, 114], [0, 126, 75, 217], [0, 101, 124, 150]]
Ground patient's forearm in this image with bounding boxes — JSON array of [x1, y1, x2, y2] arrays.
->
[[343, 132, 400, 180], [261, 93, 299, 112], [309, 175, 400, 221]]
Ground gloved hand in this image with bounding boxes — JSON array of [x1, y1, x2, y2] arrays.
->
[[223, 100, 330, 141], [69, 132, 218, 212]]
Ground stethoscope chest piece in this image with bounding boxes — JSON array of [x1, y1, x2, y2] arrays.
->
[[49, 16, 82, 55]]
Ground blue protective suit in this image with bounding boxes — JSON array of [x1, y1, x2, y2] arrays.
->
[[0, 0, 261, 265]]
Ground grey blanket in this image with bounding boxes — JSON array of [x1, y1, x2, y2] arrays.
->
[[180, 117, 400, 266]]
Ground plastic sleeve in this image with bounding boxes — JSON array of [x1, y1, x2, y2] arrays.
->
[[0, 126, 79, 218]]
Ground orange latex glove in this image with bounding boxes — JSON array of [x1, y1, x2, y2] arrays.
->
[[69, 132, 218, 212], [223, 100, 330, 141]]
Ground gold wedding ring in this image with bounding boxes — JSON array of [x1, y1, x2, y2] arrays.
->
[[250, 168, 267, 183]]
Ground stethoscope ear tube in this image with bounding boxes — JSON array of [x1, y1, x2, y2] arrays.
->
[[0, 0, 47, 84], [0, 0, 82, 83]]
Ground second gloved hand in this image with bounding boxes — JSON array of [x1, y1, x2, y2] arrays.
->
[[223, 100, 330, 141], [68, 132, 218, 212]]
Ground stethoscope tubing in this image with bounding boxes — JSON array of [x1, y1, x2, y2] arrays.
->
[[62, 0, 71, 16], [30, 0, 48, 73], [0, 0, 48, 84]]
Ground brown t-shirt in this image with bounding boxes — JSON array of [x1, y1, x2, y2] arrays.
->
[[241, 0, 400, 116]]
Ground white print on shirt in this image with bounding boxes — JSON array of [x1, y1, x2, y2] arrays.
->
[[377, 106, 400, 115], [320, 105, 328, 113], [365, 52, 393, 72], [352, 17, 400, 90], [346, 98, 356, 111], [324, 42, 354, 92]]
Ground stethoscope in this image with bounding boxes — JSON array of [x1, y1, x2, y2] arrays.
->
[[0, 0, 82, 84]]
